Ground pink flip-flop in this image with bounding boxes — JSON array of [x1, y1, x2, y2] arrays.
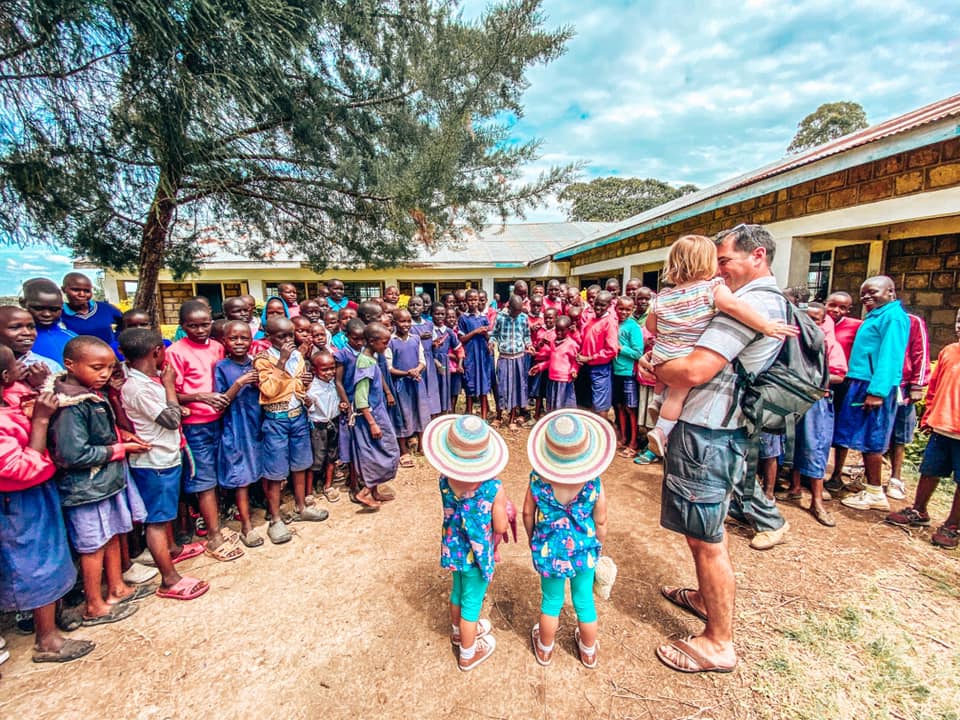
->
[[171, 541, 206, 565], [155, 576, 209, 601]]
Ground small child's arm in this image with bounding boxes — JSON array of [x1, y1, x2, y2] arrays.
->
[[713, 285, 798, 339], [334, 360, 349, 408], [593, 484, 608, 545], [522, 485, 536, 546], [491, 487, 509, 536], [644, 311, 658, 336]]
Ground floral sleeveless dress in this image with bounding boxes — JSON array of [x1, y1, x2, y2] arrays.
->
[[529, 472, 601, 579], [439, 476, 500, 582]]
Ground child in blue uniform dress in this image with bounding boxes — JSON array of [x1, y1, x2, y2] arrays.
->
[[0, 345, 95, 663], [408, 296, 441, 416], [431, 303, 461, 414], [350, 323, 400, 510], [523, 409, 614, 669], [334, 319, 366, 497], [423, 413, 510, 672], [215, 321, 264, 547], [457, 289, 493, 420], [387, 309, 430, 465]]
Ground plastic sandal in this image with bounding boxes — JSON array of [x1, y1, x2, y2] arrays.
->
[[155, 576, 209, 601]]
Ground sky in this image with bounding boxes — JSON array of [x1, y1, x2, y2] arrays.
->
[[3, 0, 959, 294]]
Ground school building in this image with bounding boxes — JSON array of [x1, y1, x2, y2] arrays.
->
[[548, 92, 960, 355], [90, 222, 607, 324]]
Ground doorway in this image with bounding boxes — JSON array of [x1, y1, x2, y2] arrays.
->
[[195, 283, 225, 314]]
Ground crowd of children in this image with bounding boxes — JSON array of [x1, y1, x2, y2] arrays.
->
[[1, 241, 957, 671]]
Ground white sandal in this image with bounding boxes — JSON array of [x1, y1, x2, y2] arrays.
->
[[450, 618, 492, 646]]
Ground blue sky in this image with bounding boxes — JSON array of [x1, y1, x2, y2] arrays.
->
[[3, 0, 959, 293]]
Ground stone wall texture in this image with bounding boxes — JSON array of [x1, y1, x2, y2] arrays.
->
[[884, 234, 960, 355], [568, 137, 960, 268]]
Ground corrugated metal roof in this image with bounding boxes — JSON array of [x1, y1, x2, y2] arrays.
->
[[554, 93, 960, 260], [184, 221, 611, 267], [422, 222, 610, 264]]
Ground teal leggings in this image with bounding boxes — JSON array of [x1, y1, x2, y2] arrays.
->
[[450, 566, 490, 623], [540, 568, 597, 623]]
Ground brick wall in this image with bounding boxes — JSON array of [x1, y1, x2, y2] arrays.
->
[[828, 243, 871, 316], [569, 136, 960, 269], [884, 234, 960, 355], [158, 282, 194, 324]]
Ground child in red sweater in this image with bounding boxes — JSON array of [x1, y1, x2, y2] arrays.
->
[[0, 346, 95, 662]]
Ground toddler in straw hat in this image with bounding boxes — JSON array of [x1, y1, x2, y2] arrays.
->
[[523, 409, 614, 669], [423, 414, 511, 672]]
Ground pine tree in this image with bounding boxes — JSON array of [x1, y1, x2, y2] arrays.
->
[[1, 0, 575, 319]]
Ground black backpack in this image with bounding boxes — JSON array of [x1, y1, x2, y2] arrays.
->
[[723, 287, 830, 513]]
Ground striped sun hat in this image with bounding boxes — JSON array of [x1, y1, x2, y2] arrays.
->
[[527, 409, 616, 485], [423, 414, 509, 482]]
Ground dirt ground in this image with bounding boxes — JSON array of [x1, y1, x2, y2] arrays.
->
[[1, 427, 958, 720]]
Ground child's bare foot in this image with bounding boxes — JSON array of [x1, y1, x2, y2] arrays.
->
[[354, 487, 381, 511], [107, 584, 154, 605], [372, 486, 395, 502]]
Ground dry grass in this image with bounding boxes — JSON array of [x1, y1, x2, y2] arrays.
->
[[747, 564, 960, 720]]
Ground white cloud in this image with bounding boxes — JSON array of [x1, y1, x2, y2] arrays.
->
[[462, 0, 960, 222]]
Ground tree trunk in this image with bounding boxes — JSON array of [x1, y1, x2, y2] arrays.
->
[[134, 173, 178, 326]]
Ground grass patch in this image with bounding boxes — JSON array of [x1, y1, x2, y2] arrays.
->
[[750, 569, 960, 720]]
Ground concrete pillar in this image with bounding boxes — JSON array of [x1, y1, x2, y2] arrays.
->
[[867, 240, 885, 277], [249, 278, 266, 304], [770, 234, 810, 289], [479, 273, 496, 298], [103, 274, 121, 304]]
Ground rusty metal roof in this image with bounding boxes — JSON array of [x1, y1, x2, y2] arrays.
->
[[727, 92, 960, 191]]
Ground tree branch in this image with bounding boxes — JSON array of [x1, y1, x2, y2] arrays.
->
[[178, 174, 395, 205], [0, 46, 127, 82]]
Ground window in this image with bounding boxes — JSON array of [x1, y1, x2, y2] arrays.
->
[[807, 251, 832, 302], [641, 270, 660, 292], [401, 280, 481, 301], [342, 282, 383, 301], [117, 280, 139, 300]]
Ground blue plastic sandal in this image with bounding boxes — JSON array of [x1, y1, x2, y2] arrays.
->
[[633, 449, 660, 465]]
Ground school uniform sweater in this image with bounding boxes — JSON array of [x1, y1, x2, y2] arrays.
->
[[60, 301, 123, 344], [579, 311, 619, 366], [845, 300, 909, 399], [614, 316, 645, 376]]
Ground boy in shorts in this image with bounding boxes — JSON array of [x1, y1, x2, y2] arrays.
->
[[254, 317, 328, 543], [306, 350, 340, 502], [119, 329, 208, 599]]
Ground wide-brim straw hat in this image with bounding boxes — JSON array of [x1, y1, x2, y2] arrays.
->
[[527, 409, 616, 485], [423, 414, 509, 482]]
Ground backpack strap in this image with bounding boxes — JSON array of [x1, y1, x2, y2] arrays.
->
[[780, 413, 797, 471], [739, 395, 763, 518], [741, 439, 759, 518]]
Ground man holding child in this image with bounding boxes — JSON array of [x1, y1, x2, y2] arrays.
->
[[641, 223, 789, 674]]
